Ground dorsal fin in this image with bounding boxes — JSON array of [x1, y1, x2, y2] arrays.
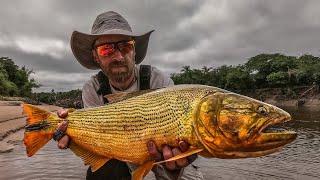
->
[[104, 92, 130, 103], [104, 88, 161, 103]]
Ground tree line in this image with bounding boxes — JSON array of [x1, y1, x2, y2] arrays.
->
[[171, 53, 320, 91]]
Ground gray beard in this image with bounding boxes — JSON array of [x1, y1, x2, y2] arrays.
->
[[105, 63, 135, 83]]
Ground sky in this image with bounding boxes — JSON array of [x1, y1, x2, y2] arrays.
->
[[1, 0, 320, 92]]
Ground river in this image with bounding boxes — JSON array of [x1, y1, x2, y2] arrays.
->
[[0, 106, 319, 180]]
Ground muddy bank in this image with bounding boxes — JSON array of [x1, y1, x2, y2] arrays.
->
[[240, 85, 320, 107], [264, 97, 320, 107]]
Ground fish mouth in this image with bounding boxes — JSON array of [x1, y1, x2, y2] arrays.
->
[[247, 114, 297, 152], [216, 116, 297, 159]]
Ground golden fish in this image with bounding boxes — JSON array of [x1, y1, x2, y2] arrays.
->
[[22, 85, 297, 179]]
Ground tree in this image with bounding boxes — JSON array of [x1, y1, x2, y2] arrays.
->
[[171, 66, 213, 85], [294, 54, 320, 85], [224, 65, 254, 90], [0, 57, 40, 97], [0, 71, 18, 96], [245, 53, 298, 88]]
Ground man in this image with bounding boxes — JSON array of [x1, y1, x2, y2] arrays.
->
[[54, 11, 203, 180]]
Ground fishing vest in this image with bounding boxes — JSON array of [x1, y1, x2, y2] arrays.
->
[[96, 65, 151, 104]]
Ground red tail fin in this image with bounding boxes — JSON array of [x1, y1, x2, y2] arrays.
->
[[22, 104, 58, 157]]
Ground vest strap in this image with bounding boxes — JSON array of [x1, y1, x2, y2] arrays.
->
[[96, 71, 112, 104], [139, 65, 151, 90], [96, 65, 151, 103]]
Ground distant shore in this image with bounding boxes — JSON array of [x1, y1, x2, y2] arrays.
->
[[239, 85, 320, 107], [264, 97, 320, 107]]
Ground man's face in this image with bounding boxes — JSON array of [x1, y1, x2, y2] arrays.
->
[[92, 35, 135, 83]]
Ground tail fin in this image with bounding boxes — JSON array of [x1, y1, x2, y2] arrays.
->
[[22, 104, 59, 157]]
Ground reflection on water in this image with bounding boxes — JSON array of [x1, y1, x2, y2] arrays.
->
[[0, 141, 87, 180], [0, 107, 319, 180]]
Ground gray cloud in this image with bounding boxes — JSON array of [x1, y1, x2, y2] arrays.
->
[[1, 0, 320, 92]]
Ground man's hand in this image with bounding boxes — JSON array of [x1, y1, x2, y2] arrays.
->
[[147, 141, 197, 171], [56, 109, 70, 149]]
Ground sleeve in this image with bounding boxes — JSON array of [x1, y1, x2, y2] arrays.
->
[[149, 66, 175, 89], [82, 76, 104, 108]]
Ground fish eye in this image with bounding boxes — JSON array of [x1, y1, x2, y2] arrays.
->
[[257, 106, 268, 114]]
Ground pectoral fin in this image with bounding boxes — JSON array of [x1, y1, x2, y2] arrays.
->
[[154, 148, 203, 164], [132, 160, 155, 180], [68, 141, 110, 172]]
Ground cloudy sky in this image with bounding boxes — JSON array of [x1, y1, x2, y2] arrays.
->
[[1, 0, 320, 92]]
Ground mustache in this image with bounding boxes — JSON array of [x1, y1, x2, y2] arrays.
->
[[109, 61, 128, 68]]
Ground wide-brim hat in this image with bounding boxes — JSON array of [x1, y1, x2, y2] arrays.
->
[[71, 11, 154, 70]]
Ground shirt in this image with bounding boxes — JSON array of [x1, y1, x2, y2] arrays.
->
[[82, 65, 174, 108]]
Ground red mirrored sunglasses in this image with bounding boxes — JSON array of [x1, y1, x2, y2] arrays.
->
[[94, 40, 135, 57]]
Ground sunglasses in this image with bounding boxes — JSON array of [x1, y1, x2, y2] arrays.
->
[[94, 40, 135, 57]]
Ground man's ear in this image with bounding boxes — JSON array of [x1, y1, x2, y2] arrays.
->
[[92, 50, 99, 63]]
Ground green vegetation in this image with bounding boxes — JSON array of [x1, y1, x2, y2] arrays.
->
[[0, 57, 40, 97], [0, 56, 82, 108], [171, 53, 320, 90]]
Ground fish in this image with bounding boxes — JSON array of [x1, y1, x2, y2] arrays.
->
[[22, 84, 297, 180]]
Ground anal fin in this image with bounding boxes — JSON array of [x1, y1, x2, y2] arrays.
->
[[132, 160, 155, 180], [68, 141, 110, 172], [154, 148, 203, 164]]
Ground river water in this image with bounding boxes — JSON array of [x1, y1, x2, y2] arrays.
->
[[0, 106, 319, 180]]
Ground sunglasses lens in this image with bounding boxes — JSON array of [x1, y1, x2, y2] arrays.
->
[[97, 44, 115, 56], [96, 40, 135, 57], [126, 40, 135, 46], [118, 40, 135, 52]]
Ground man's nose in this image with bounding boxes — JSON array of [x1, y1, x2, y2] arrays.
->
[[111, 49, 125, 61]]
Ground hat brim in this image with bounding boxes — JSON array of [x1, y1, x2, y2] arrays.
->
[[71, 29, 154, 70]]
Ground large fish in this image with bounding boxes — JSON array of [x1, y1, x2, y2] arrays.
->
[[22, 85, 297, 179]]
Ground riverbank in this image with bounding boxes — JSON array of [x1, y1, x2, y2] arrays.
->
[[264, 97, 320, 107], [240, 85, 320, 107]]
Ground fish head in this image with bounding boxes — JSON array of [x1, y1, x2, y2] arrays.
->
[[195, 92, 297, 159]]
